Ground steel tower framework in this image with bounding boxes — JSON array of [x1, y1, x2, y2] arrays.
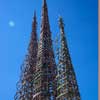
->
[[15, 1, 81, 100], [14, 12, 38, 100], [56, 17, 81, 100], [33, 0, 57, 99]]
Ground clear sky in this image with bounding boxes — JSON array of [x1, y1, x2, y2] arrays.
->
[[0, 0, 98, 100]]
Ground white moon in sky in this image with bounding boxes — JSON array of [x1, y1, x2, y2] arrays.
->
[[9, 21, 15, 27]]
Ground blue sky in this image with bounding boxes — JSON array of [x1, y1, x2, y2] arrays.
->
[[0, 0, 98, 100]]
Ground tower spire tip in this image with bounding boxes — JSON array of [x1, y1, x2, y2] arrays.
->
[[43, 0, 47, 5], [33, 10, 36, 20]]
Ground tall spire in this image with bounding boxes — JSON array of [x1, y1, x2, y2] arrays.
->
[[56, 17, 80, 100], [33, 0, 57, 100], [30, 11, 37, 43], [28, 11, 38, 74], [41, 0, 50, 34], [14, 11, 38, 100]]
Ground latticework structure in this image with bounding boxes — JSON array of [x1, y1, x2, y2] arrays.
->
[[14, 12, 38, 100], [33, 0, 57, 99], [56, 17, 80, 100], [15, 0, 81, 100]]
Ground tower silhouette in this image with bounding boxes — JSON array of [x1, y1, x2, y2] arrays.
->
[[33, 0, 57, 99], [14, 12, 38, 100], [56, 17, 80, 100], [15, 0, 80, 100]]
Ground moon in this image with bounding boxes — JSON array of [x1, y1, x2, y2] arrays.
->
[[9, 20, 15, 27]]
